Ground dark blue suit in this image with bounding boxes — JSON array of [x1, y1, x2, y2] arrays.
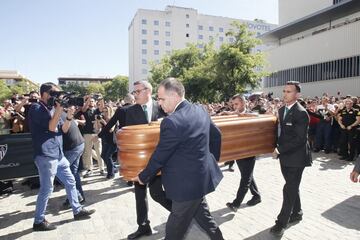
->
[[139, 100, 224, 240]]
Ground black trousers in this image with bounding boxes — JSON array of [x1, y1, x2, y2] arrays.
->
[[276, 165, 305, 227], [232, 156, 260, 206], [165, 197, 224, 240], [135, 175, 172, 226], [339, 128, 357, 159]]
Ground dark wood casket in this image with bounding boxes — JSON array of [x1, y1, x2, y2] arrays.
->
[[116, 114, 277, 180]]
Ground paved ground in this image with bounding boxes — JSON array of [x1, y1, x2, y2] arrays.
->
[[1, 152, 360, 240]]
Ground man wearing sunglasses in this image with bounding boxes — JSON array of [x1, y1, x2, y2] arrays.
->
[[98, 80, 172, 239]]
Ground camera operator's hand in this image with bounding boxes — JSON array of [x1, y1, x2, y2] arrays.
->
[[66, 106, 75, 120]]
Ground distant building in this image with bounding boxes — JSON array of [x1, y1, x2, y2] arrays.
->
[[260, 0, 360, 97], [0, 70, 39, 90], [129, 5, 277, 90], [58, 76, 113, 87]]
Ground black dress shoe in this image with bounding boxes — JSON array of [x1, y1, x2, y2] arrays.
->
[[127, 181, 134, 186], [33, 219, 57, 231], [127, 225, 152, 239], [313, 148, 320, 153], [226, 202, 238, 212], [340, 156, 349, 160], [246, 197, 261, 206], [270, 223, 285, 236], [289, 214, 302, 223], [74, 208, 96, 220]]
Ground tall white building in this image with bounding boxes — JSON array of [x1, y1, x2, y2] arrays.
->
[[261, 0, 360, 97], [129, 5, 276, 90]]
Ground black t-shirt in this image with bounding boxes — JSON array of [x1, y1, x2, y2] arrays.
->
[[80, 107, 101, 134], [61, 112, 85, 151], [339, 108, 360, 127]]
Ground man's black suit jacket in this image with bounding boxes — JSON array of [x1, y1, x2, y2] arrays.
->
[[139, 100, 223, 202], [277, 102, 312, 167], [98, 101, 166, 138]]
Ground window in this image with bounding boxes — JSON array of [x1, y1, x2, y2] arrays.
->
[[186, 33, 189, 37], [219, 36, 224, 42], [165, 31, 171, 37], [166, 50, 171, 55], [154, 30, 159, 36], [142, 69, 147, 74], [142, 19, 147, 24], [229, 37, 234, 43], [142, 39, 147, 44], [186, 23, 189, 28], [219, 27, 224, 32], [165, 21, 171, 27], [186, 14, 189, 18], [209, 36, 213, 41], [154, 50, 159, 55], [197, 44, 203, 48], [198, 35, 203, 40], [209, 26, 214, 31], [142, 59, 147, 64], [166, 41, 171, 46], [142, 29, 147, 35], [198, 25, 203, 30], [142, 49, 147, 54], [154, 20, 159, 26], [154, 40, 159, 45]]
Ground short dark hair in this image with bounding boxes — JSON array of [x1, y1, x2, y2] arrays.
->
[[286, 81, 301, 93], [159, 77, 185, 97], [40, 82, 58, 96]]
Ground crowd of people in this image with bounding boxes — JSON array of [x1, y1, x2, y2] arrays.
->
[[0, 80, 360, 238]]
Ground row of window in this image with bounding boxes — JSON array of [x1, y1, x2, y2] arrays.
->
[[263, 55, 360, 88], [142, 39, 171, 46], [141, 49, 171, 55], [142, 19, 171, 27], [142, 29, 171, 36]]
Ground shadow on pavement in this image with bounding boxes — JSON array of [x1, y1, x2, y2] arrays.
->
[[315, 156, 353, 171], [243, 228, 283, 240], [321, 195, 360, 230]]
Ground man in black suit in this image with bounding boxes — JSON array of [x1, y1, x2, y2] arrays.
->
[[99, 81, 172, 239], [226, 94, 261, 212], [133, 78, 224, 240], [270, 81, 312, 236]]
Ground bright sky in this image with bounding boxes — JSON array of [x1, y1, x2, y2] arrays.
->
[[0, 0, 278, 84]]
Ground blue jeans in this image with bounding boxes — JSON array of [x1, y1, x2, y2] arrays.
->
[[64, 143, 85, 200], [34, 156, 82, 224], [101, 140, 117, 177]]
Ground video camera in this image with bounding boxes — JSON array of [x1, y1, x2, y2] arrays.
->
[[48, 91, 84, 108]]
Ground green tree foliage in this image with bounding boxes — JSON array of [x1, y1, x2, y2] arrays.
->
[[86, 83, 105, 96], [0, 80, 12, 102], [149, 21, 267, 102], [61, 82, 87, 96], [104, 75, 128, 101]]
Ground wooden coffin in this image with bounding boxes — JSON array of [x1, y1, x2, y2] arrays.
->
[[116, 114, 277, 180]]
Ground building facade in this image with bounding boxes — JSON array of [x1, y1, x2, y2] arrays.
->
[[261, 0, 360, 97], [0, 70, 39, 90], [58, 76, 113, 87], [129, 5, 276, 90]]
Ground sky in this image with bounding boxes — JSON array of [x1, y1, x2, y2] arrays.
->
[[0, 0, 278, 84]]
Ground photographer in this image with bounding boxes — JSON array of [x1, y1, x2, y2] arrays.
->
[[14, 91, 39, 132], [61, 105, 86, 208], [29, 82, 95, 231], [94, 105, 117, 179], [80, 96, 105, 177]]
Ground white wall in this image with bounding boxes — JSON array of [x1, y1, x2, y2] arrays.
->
[[279, 0, 332, 26]]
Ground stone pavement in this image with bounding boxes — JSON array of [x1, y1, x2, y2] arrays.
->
[[1, 152, 360, 240]]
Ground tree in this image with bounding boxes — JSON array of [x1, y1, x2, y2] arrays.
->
[[61, 82, 87, 96], [86, 83, 105, 96], [0, 80, 12, 102], [104, 75, 128, 101], [213, 21, 267, 100], [149, 21, 267, 102]]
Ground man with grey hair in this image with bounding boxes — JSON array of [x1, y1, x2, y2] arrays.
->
[[134, 77, 224, 240], [99, 80, 171, 239]]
